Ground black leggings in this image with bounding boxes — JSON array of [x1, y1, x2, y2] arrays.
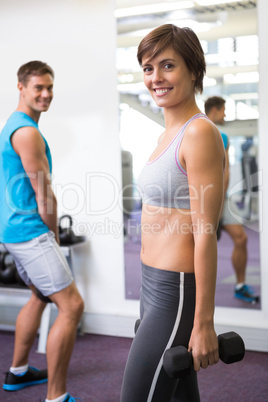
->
[[120, 263, 200, 402]]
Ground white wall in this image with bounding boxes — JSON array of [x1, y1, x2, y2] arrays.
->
[[0, 0, 139, 330]]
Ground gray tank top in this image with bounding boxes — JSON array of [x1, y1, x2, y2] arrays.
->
[[137, 113, 208, 210]]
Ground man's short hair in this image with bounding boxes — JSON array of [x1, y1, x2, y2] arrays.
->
[[204, 96, 226, 115], [17, 61, 54, 86]]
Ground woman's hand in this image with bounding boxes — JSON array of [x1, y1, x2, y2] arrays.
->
[[188, 323, 219, 371]]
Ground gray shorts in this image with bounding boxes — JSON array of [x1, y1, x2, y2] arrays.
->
[[4, 230, 73, 296], [221, 197, 239, 226]]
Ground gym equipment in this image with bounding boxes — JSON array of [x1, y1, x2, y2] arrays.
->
[[58, 215, 84, 246], [134, 320, 245, 378], [121, 150, 134, 214], [134, 318, 141, 334], [0, 252, 17, 284], [163, 331, 245, 378]]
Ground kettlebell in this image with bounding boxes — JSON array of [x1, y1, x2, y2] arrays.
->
[[58, 215, 84, 246], [0, 252, 17, 284]]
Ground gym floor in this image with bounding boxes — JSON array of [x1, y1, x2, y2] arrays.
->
[[0, 214, 264, 401], [0, 330, 267, 401]]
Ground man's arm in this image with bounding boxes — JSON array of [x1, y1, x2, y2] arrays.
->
[[11, 126, 59, 243]]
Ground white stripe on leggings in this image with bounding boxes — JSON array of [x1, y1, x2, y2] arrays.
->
[[147, 272, 185, 402]]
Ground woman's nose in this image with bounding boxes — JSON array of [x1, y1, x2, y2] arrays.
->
[[152, 68, 163, 83]]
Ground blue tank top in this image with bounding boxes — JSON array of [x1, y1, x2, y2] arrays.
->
[[221, 132, 228, 150], [137, 113, 209, 210], [0, 111, 52, 243]]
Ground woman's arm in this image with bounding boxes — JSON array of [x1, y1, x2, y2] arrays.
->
[[180, 118, 225, 371]]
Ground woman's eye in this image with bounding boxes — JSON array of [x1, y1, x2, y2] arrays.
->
[[164, 63, 173, 69], [143, 67, 152, 73]]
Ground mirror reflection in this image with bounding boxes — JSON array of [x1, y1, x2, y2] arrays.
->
[[116, 0, 260, 309]]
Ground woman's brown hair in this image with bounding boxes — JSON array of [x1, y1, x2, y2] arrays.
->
[[137, 24, 206, 94]]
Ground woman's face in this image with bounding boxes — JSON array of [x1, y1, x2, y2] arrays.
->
[[141, 47, 196, 109]]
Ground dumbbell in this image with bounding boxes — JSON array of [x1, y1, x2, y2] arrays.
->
[[163, 331, 245, 378]]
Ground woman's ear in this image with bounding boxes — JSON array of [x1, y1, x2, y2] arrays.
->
[[191, 72, 197, 81]]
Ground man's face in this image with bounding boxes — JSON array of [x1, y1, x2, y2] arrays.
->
[[18, 73, 54, 114], [214, 105, 226, 125]]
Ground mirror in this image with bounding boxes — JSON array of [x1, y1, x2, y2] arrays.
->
[[116, 1, 260, 309]]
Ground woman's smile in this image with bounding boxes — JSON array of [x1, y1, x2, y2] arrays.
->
[[154, 87, 173, 96]]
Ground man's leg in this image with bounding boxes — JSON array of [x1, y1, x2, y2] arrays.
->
[[222, 223, 247, 283], [46, 281, 84, 400], [222, 223, 259, 302], [11, 287, 47, 367], [3, 287, 49, 392], [4, 231, 84, 399]]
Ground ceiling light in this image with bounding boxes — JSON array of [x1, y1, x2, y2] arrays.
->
[[236, 102, 259, 120], [224, 72, 259, 84], [203, 76, 217, 86], [115, 1, 194, 18], [230, 92, 258, 101], [196, 0, 240, 5], [170, 19, 220, 33], [118, 74, 134, 84], [119, 103, 130, 111]]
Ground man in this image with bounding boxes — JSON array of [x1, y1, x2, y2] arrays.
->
[[205, 96, 259, 304], [0, 61, 84, 402]]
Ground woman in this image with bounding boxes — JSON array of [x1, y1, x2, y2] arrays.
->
[[120, 24, 225, 402]]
